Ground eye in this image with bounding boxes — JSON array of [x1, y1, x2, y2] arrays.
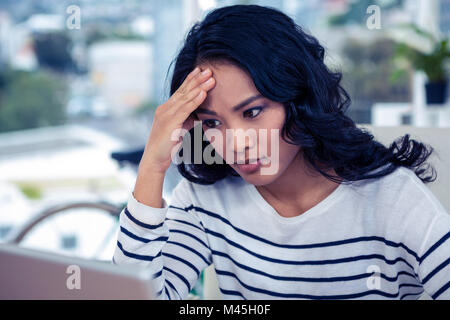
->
[[243, 106, 263, 119], [202, 119, 221, 129], [201, 106, 264, 128]]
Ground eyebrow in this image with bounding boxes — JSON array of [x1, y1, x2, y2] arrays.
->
[[195, 94, 263, 116]]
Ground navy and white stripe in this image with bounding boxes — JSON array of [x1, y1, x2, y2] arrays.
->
[[113, 166, 450, 300]]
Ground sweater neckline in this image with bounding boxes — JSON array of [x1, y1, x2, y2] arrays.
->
[[244, 179, 347, 224]]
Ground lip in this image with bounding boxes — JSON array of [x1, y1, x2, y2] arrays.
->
[[236, 159, 262, 174], [244, 158, 259, 164]]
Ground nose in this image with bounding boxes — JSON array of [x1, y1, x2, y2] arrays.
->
[[226, 127, 258, 161]]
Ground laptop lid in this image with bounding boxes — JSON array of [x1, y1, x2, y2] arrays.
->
[[0, 244, 159, 300]]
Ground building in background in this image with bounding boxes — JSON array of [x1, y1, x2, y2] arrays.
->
[[440, 0, 450, 34], [0, 10, 38, 71], [152, 0, 194, 104], [88, 41, 153, 117]]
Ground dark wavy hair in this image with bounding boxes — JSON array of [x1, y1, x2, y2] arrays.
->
[[167, 4, 436, 185]]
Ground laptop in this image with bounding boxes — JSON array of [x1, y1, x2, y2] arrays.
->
[[0, 244, 159, 300]]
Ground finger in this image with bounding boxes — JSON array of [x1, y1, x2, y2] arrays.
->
[[170, 68, 208, 106], [175, 86, 203, 107], [182, 112, 200, 132], [171, 67, 201, 99], [173, 75, 215, 113], [180, 67, 201, 89], [182, 68, 212, 94], [183, 74, 215, 103], [166, 90, 204, 134], [166, 71, 214, 120], [178, 89, 207, 117], [200, 76, 215, 91], [178, 67, 207, 92]]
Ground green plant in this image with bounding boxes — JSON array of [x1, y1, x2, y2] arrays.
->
[[0, 68, 67, 133], [17, 184, 43, 200], [391, 23, 450, 84]]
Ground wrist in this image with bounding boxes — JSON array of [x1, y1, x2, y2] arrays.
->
[[138, 162, 168, 176]]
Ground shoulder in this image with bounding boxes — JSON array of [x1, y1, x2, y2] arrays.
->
[[348, 166, 449, 248], [380, 166, 447, 215], [344, 166, 448, 237], [348, 166, 447, 216]]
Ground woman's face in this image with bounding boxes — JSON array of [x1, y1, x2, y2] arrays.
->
[[193, 62, 301, 186]]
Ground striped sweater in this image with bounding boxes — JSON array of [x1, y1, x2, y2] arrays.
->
[[113, 166, 450, 300]]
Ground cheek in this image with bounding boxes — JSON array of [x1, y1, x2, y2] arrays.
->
[[203, 128, 228, 160], [278, 139, 301, 164], [264, 111, 287, 159], [261, 111, 299, 170], [264, 129, 299, 165]]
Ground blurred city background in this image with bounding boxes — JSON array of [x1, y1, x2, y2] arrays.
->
[[0, 0, 449, 293]]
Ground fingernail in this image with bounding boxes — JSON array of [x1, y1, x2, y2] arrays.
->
[[202, 68, 210, 75]]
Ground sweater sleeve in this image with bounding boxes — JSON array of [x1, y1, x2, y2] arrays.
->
[[112, 178, 213, 299], [417, 211, 450, 300]]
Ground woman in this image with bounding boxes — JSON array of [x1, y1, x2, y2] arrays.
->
[[113, 5, 450, 300]]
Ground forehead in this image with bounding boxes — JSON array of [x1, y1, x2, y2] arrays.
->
[[197, 62, 260, 110]]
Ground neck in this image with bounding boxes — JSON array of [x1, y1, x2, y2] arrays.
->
[[255, 150, 341, 217]]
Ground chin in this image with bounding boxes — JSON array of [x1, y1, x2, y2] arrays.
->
[[232, 166, 280, 186]]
